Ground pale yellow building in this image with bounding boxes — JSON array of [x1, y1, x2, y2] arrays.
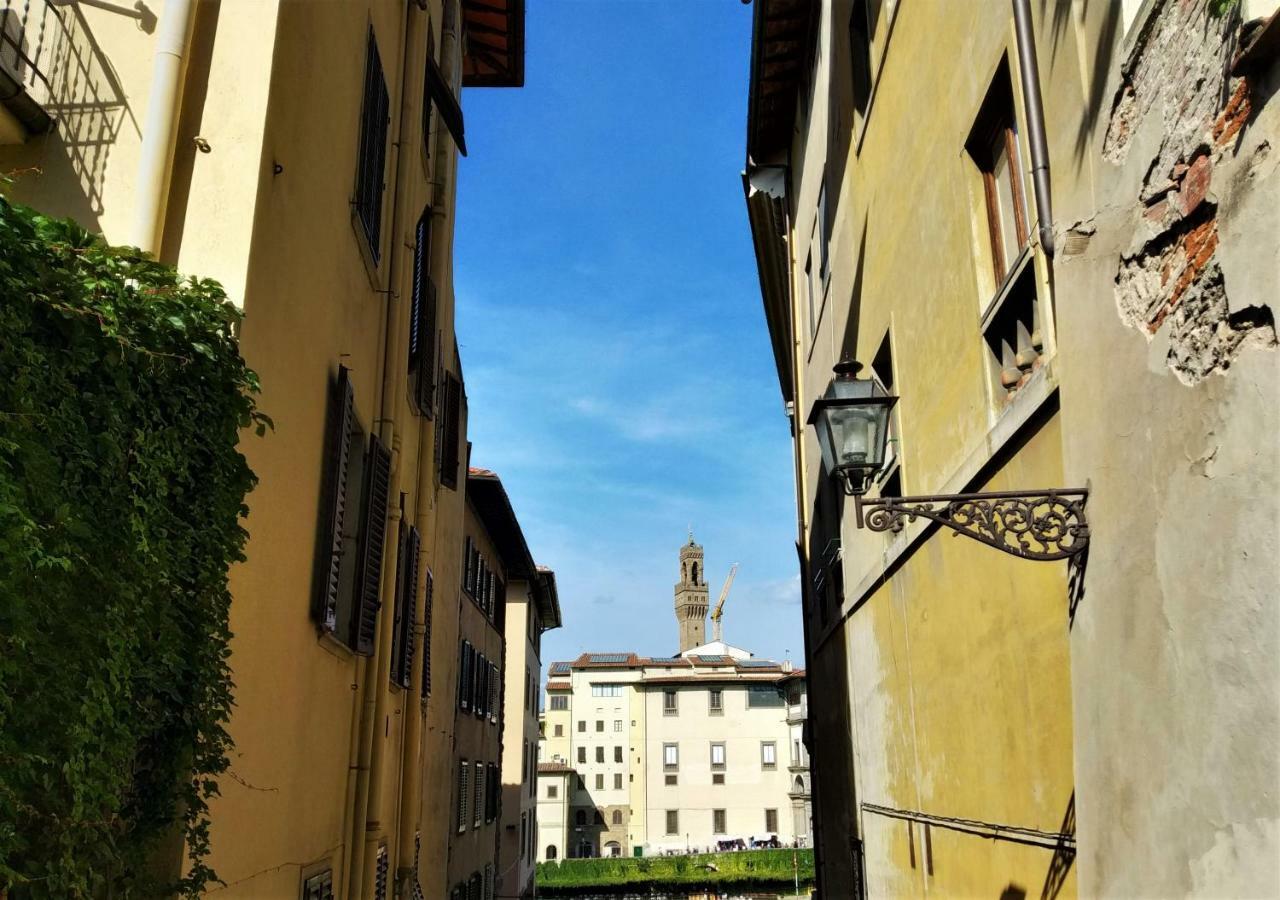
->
[[745, 0, 1279, 897], [536, 539, 807, 862], [0, 1, 535, 898]]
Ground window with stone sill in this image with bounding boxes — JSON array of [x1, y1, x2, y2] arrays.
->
[[981, 259, 1043, 409]]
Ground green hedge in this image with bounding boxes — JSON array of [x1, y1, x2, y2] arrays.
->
[[0, 196, 266, 897], [536, 848, 814, 891]]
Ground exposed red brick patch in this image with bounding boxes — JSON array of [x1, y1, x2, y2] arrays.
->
[[1178, 153, 1212, 215], [1152, 216, 1219, 331], [1212, 78, 1252, 148]]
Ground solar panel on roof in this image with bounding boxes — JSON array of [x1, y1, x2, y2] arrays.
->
[[739, 660, 779, 668], [549, 662, 571, 674], [588, 653, 628, 663], [698, 655, 728, 662]]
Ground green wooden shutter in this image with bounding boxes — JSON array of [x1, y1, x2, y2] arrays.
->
[[354, 27, 389, 263], [421, 566, 434, 698]]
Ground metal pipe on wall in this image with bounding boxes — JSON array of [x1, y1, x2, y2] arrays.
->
[[1012, 0, 1055, 258], [131, 0, 194, 252]]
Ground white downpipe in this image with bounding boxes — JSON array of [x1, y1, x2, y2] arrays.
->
[[131, 0, 195, 253]]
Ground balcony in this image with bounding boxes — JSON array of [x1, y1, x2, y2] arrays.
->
[[786, 697, 808, 723], [0, 1, 58, 140]]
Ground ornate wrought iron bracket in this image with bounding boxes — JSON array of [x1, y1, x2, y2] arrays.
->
[[854, 489, 1090, 561]]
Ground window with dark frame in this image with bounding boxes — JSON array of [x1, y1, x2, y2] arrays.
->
[[389, 518, 420, 689], [302, 870, 334, 900], [709, 688, 723, 713], [713, 809, 727, 835], [663, 690, 677, 715], [420, 566, 434, 697], [354, 27, 390, 265], [665, 810, 679, 834], [968, 63, 1030, 285], [438, 371, 462, 490], [766, 808, 779, 834]]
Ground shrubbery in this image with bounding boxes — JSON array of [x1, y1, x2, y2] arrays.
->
[[536, 848, 815, 891], [0, 196, 265, 897]]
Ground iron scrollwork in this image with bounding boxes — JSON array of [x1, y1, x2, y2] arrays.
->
[[855, 489, 1089, 561]]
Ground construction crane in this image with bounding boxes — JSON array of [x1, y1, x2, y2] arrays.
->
[[710, 563, 740, 643]]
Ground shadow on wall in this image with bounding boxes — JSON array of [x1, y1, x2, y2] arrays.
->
[[1037, 0, 1123, 170], [4, 2, 139, 231], [1001, 884, 1028, 900], [1040, 790, 1076, 900]]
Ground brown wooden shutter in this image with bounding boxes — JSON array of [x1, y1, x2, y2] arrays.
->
[[459, 640, 471, 710], [355, 27, 390, 263], [315, 367, 355, 632], [408, 209, 437, 417], [391, 524, 420, 688], [440, 372, 461, 489], [351, 434, 391, 655], [421, 566, 434, 698]]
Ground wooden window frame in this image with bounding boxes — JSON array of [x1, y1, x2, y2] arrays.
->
[[969, 65, 1029, 284]]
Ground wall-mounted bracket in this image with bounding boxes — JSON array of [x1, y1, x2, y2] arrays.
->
[[854, 488, 1089, 561]]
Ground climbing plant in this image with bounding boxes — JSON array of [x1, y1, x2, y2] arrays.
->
[[0, 195, 267, 897]]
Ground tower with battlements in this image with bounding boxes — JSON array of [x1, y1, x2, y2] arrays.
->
[[674, 535, 709, 652]]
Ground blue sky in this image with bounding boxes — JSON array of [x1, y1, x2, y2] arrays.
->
[[453, 2, 803, 669]]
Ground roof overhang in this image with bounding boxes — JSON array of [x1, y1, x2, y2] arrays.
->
[[744, 174, 795, 405], [535, 566, 562, 631], [466, 468, 536, 579], [462, 0, 525, 88], [745, 0, 816, 163]]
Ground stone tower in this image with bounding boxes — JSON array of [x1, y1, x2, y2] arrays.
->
[[675, 535, 709, 652]]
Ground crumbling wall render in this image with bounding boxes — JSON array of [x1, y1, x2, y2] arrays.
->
[[1105, 0, 1277, 384]]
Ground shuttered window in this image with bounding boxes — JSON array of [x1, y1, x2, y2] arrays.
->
[[420, 567, 434, 697], [314, 367, 356, 633], [457, 760, 469, 832], [390, 522, 420, 688], [462, 536, 474, 594], [350, 434, 391, 656], [488, 662, 498, 724], [463, 640, 478, 711], [473, 761, 484, 828], [354, 27, 390, 264], [408, 208, 437, 417], [373, 845, 389, 900], [475, 652, 487, 717], [302, 870, 334, 900], [439, 371, 461, 489]]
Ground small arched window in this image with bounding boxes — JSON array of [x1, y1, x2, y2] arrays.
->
[[794, 775, 805, 793], [575, 810, 586, 826], [546, 845, 558, 860], [611, 810, 623, 825], [691, 562, 699, 584]]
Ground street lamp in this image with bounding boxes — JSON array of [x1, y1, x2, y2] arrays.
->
[[805, 358, 897, 497], [807, 359, 1090, 561]]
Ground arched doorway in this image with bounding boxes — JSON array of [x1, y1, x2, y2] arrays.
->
[[605, 841, 622, 858], [545, 845, 558, 860]]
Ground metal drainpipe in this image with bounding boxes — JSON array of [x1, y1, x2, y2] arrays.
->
[[131, 0, 195, 252], [1012, 0, 1055, 258], [349, 2, 415, 895]]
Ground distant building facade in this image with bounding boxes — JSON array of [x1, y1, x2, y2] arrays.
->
[[537, 540, 809, 861], [744, 0, 1279, 897]]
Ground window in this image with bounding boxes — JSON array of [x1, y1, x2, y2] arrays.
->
[[804, 248, 817, 339], [663, 690, 677, 715], [473, 761, 483, 828], [665, 774, 677, 786], [613, 719, 623, 732], [710, 742, 726, 771], [458, 641, 472, 711], [614, 746, 623, 763], [663, 743, 679, 771], [373, 846, 389, 900], [595, 747, 604, 763], [554, 724, 564, 737], [761, 742, 777, 769], [713, 809, 727, 835], [666, 810, 679, 835], [871, 330, 901, 494], [766, 808, 779, 833], [576, 809, 586, 826], [596, 720, 604, 733], [546, 845, 557, 861], [577, 747, 586, 764], [457, 761, 469, 832], [548, 783, 558, 799], [519, 814, 527, 860], [420, 566, 434, 697], [577, 720, 586, 733], [612, 809, 623, 825], [968, 64, 1030, 284], [747, 685, 784, 708], [314, 368, 358, 644], [613, 773, 622, 790], [709, 689, 722, 714], [595, 774, 604, 790], [302, 870, 333, 900], [591, 683, 622, 697], [712, 773, 725, 785], [354, 27, 390, 264], [437, 371, 461, 490], [407, 208, 437, 416], [389, 526, 420, 689]]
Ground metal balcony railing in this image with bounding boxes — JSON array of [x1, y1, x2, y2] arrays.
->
[[0, 0, 59, 135]]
